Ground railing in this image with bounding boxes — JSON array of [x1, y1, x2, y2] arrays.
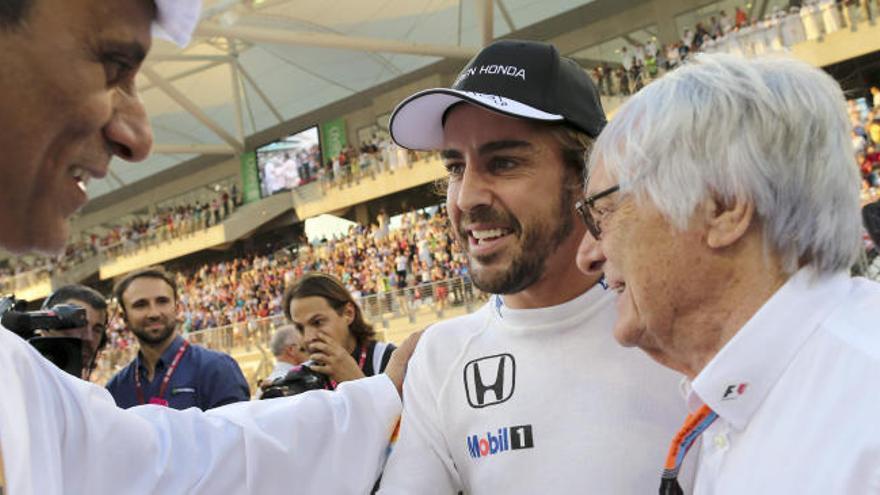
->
[[358, 276, 486, 327], [182, 276, 488, 356], [0, 268, 51, 294]]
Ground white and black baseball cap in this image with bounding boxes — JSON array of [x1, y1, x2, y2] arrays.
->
[[390, 39, 606, 150], [153, 0, 202, 47]]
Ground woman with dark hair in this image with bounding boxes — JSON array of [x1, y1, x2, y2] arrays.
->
[[283, 272, 396, 386]]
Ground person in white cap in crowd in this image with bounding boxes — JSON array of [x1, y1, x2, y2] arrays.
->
[[0, 0, 418, 493], [576, 53, 880, 493], [378, 39, 690, 494]]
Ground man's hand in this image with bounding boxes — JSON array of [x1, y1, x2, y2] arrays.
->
[[384, 330, 424, 397], [308, 331, 366, 384]]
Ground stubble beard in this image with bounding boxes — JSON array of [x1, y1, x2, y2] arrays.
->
[[459, 188, 576, 295], [131, 319, 177, 347]]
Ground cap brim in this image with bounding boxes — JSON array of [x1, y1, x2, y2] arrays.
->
[[152, 0, 202, 47], [390, 88, 564, 150]]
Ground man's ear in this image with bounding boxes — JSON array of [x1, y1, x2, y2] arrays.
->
[[343, 302, 356, 325], [701, 194, 755, 249]]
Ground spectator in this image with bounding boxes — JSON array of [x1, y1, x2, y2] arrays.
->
[[620, 45, 634, 72], [735, 6, 748, 28], [720, 9, 734, 33], [283, 273, 396, 386], [41, 284, 108, 380], [266, 325, 307, 381], [106, 267, 250, 409]]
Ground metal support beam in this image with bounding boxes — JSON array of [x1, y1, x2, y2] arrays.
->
[[141, 67, 244, 152], [479, 0, 494, 46], [497, 0, 515, 32], [147, 54, 232, 63], [756, 0, 771, 21], [457, 0, 464, 46], [140, 60, 227, 92], [196, 23, 478, 59], [152, 144, 237, 155], [228, 38, 246, 143], [236, 61, 284, 123], [108, 169, 127, 188]]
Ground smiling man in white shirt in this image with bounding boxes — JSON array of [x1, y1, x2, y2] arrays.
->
[[577, 53, 880, 493], [378, 39, 690, 494], [0, 0, 416, 493]]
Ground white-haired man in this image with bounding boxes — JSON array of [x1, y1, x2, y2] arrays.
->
[[0, 0, 416, 493], [268, 324, 308, 381], [577, 53, 880, 492]]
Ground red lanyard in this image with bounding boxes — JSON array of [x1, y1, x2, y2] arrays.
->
[[135, 340, 190, 406], [329, 345, 368, 390], [357, 345, 367, 369]]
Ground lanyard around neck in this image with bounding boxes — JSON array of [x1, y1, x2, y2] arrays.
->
[[660, 404, 719, 495], [135, 340, 190, 406]]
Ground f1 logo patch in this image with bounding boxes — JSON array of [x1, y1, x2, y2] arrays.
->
[[463, 353, 516, 408], [722, 383, 748, 401]]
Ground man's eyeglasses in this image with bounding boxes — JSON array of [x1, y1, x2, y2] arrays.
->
[[575, 184, 620, 240]]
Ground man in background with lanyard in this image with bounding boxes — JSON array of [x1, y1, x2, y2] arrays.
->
[[106, 267, 250, 410]]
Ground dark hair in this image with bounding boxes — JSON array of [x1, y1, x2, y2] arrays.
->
[[0, 0, 32, 29], [113, 266, 178, 315], [435, 109, 592, 194], [45, 284, 108, 312], [283, 272, 375, 346], [547, 123, 594, 187]]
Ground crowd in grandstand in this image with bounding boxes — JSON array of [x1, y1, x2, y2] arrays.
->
[[592, 1, 876, 97], [0, 135, 442, 293], [317, 137, 438, 190], [854, 92, 880, 191], [0, 187, 240, 289], [93, 206, 473, 380]]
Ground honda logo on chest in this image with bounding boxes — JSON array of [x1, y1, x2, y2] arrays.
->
[[463, 353, 516, 408]]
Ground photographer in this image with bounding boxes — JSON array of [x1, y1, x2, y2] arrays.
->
[[40, 284, 108, 380], [0, 0, 420, 493], [283, 273, 396, 388]]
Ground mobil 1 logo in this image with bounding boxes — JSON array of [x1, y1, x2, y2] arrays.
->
[[466, 424, 535, 459]]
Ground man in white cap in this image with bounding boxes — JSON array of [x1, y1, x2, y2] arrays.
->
[[378, 39, 689, 494], [0, 0, 416, 493]]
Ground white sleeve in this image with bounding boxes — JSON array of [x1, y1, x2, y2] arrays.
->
[[0, 328, 400, 495], [378, 334, 462, 495]]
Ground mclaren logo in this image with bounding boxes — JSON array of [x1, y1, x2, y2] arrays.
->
[[463, 353, 516, 408]]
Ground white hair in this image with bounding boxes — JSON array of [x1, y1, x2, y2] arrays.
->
[[270, 325, 299, 357], [590, 53, 861, 275]]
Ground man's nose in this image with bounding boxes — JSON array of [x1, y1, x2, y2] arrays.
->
[[576, 232, 607, 277], [104, 89, 153, 162], [454, 165, 492, 213]]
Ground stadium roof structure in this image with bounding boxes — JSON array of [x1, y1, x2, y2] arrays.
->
[[90, 0, 604, 200]]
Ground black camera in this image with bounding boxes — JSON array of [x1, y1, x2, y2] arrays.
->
[[260, 361, 330, 399], [1, 296, 88, 377]]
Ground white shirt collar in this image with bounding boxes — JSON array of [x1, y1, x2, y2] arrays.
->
[[689, 267, 852, 430], [492, 284, 611, 330]]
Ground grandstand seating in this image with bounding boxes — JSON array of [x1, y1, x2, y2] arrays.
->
[[4, 1, 879, 393]]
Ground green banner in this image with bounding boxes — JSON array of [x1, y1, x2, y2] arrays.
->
[[239, 151, 261, 204], [320, 117, 347, 163]]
